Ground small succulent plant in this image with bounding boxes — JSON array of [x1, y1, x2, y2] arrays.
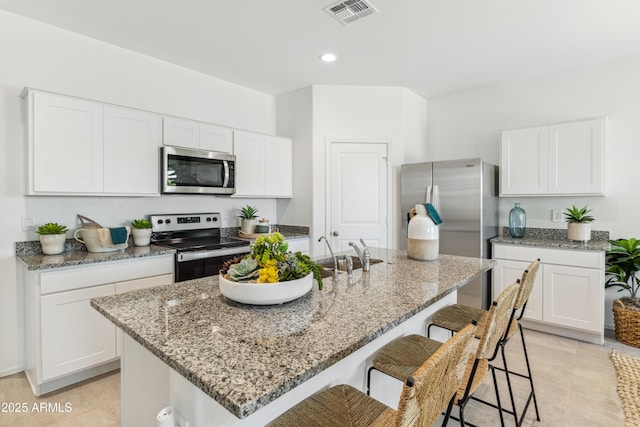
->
[[564, 205, 594, 224], [36, 223, 68, 235], [220, 256, 246, 276], [131, 219, 152, 229], [238, 205, 259, 219], [228, 258, 260, 281]]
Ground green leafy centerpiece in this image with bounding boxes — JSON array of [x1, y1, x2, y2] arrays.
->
[[219, 232, 322, 305], [131, 218, 153, 247], [564, 205, 594, 242]]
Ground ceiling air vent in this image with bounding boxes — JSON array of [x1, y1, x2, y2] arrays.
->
[[324, 0, 379, 25]]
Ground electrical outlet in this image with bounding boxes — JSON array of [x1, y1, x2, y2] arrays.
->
[[22, 216, 35, 231], [551, 210, 563, 223]]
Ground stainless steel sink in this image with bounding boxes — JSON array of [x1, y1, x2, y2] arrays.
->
[[318, 256, 383, 278]]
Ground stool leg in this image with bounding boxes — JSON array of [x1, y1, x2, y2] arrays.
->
[[500, 343, 519, 426], [519, 324, 540, 421], [491, 365, 506, 427]]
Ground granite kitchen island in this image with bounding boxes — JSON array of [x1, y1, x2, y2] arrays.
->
[[91, 248, 494, 426]]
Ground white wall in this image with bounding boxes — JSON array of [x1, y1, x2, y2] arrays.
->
[[0, 11, 278, 375], [311, 86, 428, 255], [426, 56, 640, 329], [276, 87, 313, 227]]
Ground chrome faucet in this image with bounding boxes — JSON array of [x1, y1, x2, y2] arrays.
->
[[318, 236, 339, 280], [349, 239, 370, 272]]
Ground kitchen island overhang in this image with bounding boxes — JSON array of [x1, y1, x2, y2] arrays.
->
[[91, 248, 495, 424]]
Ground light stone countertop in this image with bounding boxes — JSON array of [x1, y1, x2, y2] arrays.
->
[[90, 248, 495, 418], [491, 227, 610, 252], [16, 244, 176, 270]]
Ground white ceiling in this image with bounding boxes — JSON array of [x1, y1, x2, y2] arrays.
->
[[2, 0, 640, 98]]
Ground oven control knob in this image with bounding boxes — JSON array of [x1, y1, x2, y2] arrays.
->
[[212, 217, 218, 222], [157, 219, 164, 224], [166, 219, 171, 224], [206, 217, 212, 222]]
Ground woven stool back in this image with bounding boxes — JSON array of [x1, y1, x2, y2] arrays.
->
[[514, 260, 540, 310], [393, 323, 477, 427], [476, 281, 519, 360]]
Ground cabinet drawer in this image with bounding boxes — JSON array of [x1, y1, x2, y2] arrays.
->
[[41, 255, 174, 295], [115, 273, 173, 294], [493, 244, 602, 269]]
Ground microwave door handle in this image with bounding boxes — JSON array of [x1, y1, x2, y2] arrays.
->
[[222, 160, 230, 187]]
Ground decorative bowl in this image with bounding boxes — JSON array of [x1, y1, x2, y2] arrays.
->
[[218, 273, 313, 305]]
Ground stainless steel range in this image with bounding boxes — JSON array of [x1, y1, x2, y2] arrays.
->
[[150, 213, 250, 282]]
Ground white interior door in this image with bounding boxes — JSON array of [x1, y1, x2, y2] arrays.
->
[[329, 142, 388, 252]]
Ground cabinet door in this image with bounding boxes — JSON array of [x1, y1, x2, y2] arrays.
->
[[264, 136, 292, 198], [493, 259, 542, 321], [499, 126, 548, 195], [104, 106, 161, 195], [163, 116, 199, 149], [32, 92, 104, 193], [200, 123, 233, 153], [548, 118, 604, 195], [543, 265, 602, 332], [41, 284, 116, 380], [233, 130, 265, 196]]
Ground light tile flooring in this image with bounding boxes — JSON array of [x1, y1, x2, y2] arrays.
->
[[0, 329, 635, 426]]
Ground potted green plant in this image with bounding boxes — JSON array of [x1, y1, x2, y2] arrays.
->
[[36, 222, 68, 255], [131, 218, 152, 246], [606, 238, 640, 347], [564, 205, 594, 242], [238, 205, 259, 234]]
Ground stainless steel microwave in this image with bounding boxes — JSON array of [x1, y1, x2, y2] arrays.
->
[[161, 146, 236, 195]]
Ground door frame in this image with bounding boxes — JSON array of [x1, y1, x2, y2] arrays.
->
[[324, 138, 393, 250]]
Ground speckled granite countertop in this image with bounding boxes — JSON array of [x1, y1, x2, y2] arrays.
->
[[91, 248, 494, 418], [16, 244, 176, 270], [491, 227, 610, 252]]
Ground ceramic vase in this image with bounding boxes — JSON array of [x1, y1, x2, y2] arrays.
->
[[241, 218, 257, 234], [132, 228, 152, 246], [407, 204, 439, 261], [39, 234, 66, 255], [567, 223, 591, 242]]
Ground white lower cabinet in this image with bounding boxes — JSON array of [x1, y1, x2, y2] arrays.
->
[[22, 255, 174, 395], [492, 244, 604, 344], [285, 237, 310, 254], [41, 284, 117, 381]]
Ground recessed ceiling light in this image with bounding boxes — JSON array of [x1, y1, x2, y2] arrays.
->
[[320, 53, 337, 63]]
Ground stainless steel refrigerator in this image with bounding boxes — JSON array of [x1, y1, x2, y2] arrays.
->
[[400, 158, 498, 310]]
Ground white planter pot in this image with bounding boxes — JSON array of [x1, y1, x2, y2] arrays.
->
[[240, 218, 257, 234], [219, 273, 313, 305], [131, 228, 152, 246], [567, 223, 591, 242], [39, 234, 66, 255]]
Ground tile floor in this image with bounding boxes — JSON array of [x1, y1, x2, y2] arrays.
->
[[0, 328, 635, 426]]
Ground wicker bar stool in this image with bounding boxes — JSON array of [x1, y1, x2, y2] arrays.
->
[[268, 323, 477, 427], [427, 259, 541, 426], [367, 281, 520, 427]]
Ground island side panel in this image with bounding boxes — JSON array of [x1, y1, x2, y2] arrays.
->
[[121, 333, 170, 427]]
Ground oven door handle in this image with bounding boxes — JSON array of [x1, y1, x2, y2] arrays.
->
[[177, 245, 250, 262], [222, 160, 230, 188]]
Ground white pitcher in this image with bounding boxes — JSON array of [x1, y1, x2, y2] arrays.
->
[[407, 204, 439, 261]]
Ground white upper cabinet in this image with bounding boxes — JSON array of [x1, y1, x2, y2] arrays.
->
[[24, 89, 162, 196], [104, 106, 161, 195], [500, 118, 605, 196], [163, 116, 233, 153], [233, 130, 293, 198], [548, 119, 604, 194], [31, 91, 104, 193], [200, 123, 234, 153]]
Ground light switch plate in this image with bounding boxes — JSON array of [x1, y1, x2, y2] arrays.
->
[[22, 216, 35, 231], [552, 210, 563, 223]]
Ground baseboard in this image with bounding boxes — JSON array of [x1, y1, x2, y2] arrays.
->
[[520, 319, 603, 345], [0, 364, 24, 377]]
